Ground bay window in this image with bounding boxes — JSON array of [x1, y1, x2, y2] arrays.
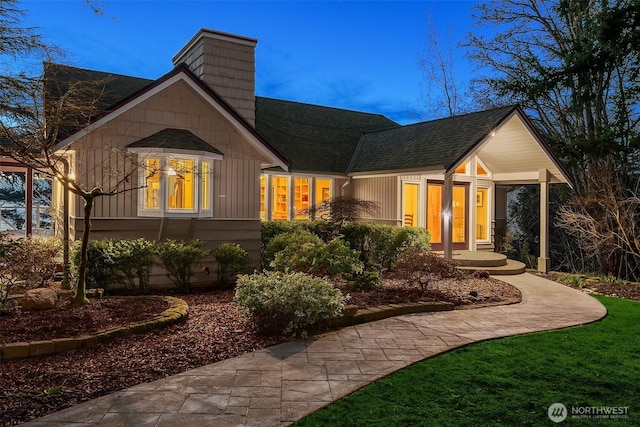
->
[[138, 155, 214, 217]]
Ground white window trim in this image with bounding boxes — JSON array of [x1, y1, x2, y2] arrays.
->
[[401, 180, 421, 227], [136, 153, 216, 218], [475, 185, 492, 244], [260, 173, 335, 221]]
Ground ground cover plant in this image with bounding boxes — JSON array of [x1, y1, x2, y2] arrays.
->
[[295, 295, 640, 426]]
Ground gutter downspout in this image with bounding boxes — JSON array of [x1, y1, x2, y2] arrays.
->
[[341, 177, 352, 196]]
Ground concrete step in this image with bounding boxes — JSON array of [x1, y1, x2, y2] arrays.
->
[[448, 251, 508, 267], [457, 259, 527, 276]]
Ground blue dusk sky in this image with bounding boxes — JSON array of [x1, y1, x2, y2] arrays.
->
[[21, 0, 482, 124]]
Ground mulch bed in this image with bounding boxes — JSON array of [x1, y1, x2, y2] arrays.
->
[[0, 297, 168, 344], [0, 276, 520, 426]]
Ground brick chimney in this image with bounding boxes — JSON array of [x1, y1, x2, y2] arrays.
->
[[173, 29, 257, 125]]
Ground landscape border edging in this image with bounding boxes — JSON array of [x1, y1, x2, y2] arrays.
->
[[0, 296, 189, 362]]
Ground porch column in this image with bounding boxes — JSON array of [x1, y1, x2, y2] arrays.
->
[[538, 169, 550, 273], [443, 173, 453, 260], [25, 166, 33, 236]]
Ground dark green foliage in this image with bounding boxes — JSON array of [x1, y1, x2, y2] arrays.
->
[[263, 229, 324, 269], [345, 268, 383, 290], [70, 238, 154, 294], [272, 237, 363, 277], [342, 223, 431, 268], [71, 239, 117, 291], [214, 242, 250, 288], [261, 221, 329, 268], [156, 239, 210, 293]]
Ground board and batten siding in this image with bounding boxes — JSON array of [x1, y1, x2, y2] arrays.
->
[[214, 158, 261, 219], [350, 176, 399, 224]]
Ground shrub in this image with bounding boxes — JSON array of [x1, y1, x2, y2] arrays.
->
[[392, 248, 461, 291], [346, 269, 383, 290], [112, 238, 156, 295], [71, 238, 156, 294], [473, 270, 491, 280], [555, 273, 587, 288], [156, 239, 210, 293], [272, 237, 363, 277], [13, 237, 61, 287], [235, 271, 347, 337], [343, 223, 431, 267], [71, 239, 118, 290], [263, 229, 323, 268], [214, 242, 250, 288]]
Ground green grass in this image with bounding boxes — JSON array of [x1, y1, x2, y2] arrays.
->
[[296, 296, 640, 426]]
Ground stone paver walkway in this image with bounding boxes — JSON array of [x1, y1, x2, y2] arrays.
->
[[24, 273, 606, 426]]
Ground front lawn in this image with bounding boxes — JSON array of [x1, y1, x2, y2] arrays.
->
[[296, 295, 640, 426]]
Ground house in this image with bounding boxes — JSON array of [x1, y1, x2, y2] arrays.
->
[[3, 28, 571, 279]]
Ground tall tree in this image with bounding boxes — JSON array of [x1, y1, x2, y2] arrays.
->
[[467, 0, 640, 277], [467, 0, 640, 188], [0, 0, 141, 304], [418, 15, 471, 118]]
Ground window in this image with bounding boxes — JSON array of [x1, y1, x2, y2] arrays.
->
[[427, 184, 443, 243], [315, 179, 331, 205], [455, 162, 467, 174], [477, 162, 489, 176], [201, 161, 211, 211], [168, 159, 195, 210], [259, 175, 266, 221], [138, 155, 213, 217], [476, 187, 490, 241], [145, 158, 160, 209], [272, 176, 289, 220], [294, 177, 310, 219], [403, 182, 419, 227]]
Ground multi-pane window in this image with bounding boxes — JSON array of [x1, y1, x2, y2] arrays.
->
[[145, 158, 160, 209], [168, 159, 195, 210], [139, 155, 212, 216], [261, 175, 333, 221]]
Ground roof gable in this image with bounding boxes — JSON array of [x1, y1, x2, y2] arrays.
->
[[255, 97, 398, 174], [348, 106, 517, 174], [47, 64, 287, 170]]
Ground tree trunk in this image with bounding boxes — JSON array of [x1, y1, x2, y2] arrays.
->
[[73, 195, 93, 305]]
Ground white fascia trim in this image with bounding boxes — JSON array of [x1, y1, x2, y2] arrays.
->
[[350, 167, 446, 179], [261, 171, 345, 179], [53, 71, 288, 171], [128, 147, 223, 160]]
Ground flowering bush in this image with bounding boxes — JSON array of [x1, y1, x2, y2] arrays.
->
[[235, 271, 347, 337]]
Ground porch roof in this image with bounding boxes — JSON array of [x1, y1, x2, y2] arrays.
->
[[347, 105, 516, 174]]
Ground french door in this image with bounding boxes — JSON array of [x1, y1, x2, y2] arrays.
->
[[427, 182, 469, 250]]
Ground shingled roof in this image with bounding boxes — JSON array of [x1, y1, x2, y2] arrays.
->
[[44, 62, 154, 120], [255, 97, 398, 174], [348, 105, 518, 174], [127, 128, 224, 156]]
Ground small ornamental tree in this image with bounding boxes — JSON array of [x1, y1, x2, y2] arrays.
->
[[392, 248, 461, 292]]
